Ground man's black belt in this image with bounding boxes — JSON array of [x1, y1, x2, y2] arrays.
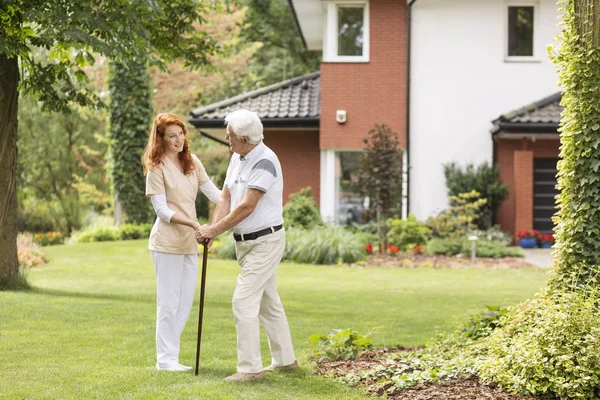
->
[[233, 225, 283, 242]]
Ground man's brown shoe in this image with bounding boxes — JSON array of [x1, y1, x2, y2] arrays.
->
[[222, 372, 264, 382], [263, 360, 299, 372]]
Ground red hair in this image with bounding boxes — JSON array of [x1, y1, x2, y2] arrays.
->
[[142, 113, 194, 175]]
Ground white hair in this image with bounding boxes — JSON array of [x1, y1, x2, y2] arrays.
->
[[224, 109, 264, 145]]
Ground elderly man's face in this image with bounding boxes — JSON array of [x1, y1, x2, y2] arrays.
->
[[226, 125, 246, 154]]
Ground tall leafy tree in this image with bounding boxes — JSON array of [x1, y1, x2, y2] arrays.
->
[[0, 0, 217, 289], [18, 97, 109, 235], [443, 162, 509, 230], [549, 0, 600, 288], [240, 0, 320, 88], [356, 125, 404, 251]]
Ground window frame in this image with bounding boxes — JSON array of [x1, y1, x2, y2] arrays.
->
[[324, 1, 370, 63], [504, 1, 540, 63]]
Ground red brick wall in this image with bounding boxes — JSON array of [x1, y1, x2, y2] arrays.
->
[[264, 130, 320, 206], [320, 0, 408, 150], [495, 138, 560, 236]]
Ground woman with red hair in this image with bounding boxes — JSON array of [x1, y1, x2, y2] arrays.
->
[[143, 112, 220, 371]]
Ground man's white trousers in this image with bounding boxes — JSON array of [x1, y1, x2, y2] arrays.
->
[[151, 251, 198, 368], [233, 228, 296, 373]]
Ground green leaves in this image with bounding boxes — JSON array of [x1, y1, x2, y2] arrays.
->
[[443, 162, 509, 230], [308, 329, 373, 362], [107, 60, 153, 224], [550, 0, 600, 287], [283, 187, 323, 230]]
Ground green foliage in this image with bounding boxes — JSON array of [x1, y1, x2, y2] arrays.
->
[[462, 305, 508, 340], [17, 97, 109, 235], [214, 225, 369, 264], [17, 197, 58, 233], [284, 226, 368, 265], [32, 232, 65, 246], [308, 329, 373, 362], [426, 191, 487, 240], [425, 238, 524, 258], [477, 288, 600, 399], [443, 162, 509, 230], [1, 0, 218, 113], [117, 224, 152, 240], [1, 0, 218, 288], [237, 0, 321, 91], [72, 223, 152, 243], [283, 187, 323, 229], [386, 214, 431, 251], [356, 124, 404, 250], [107, 61, 154, 224], [547, 0, 600, 287], [215, 233, 237, 260], [469, 226, 513, 246]]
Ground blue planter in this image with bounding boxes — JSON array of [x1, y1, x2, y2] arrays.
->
[[539, 242, 552, 248], [519, 237, 537, 249]]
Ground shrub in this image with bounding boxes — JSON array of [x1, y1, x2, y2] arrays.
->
[[118, 223, 152, 240], [425, 238, 463, 256], [17, 233, 47, 268], [469, 226, 512, 246], [214, 233, 237, 260], [284, 225, 368, 264], [426, 238, 523, 258], [308, 329, 373, 362], [386, 214, 431, 251], [443, 162, 509, 230], [283, 187, 323, 229], [17, 197, 60, 233], [73, 226, 120, 243], [426, 191, 487, 239], [477, 288, 600, 400], [33, 231, 64, 246]]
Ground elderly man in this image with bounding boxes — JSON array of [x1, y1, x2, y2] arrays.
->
[[195, 109, 297, 382]]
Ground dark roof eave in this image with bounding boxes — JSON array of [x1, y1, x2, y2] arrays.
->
[[189, 117, 320, 129], [492, 122, 559, 135]]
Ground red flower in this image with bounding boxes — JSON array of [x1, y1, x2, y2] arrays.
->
[[412, 245, 424, 255], [365, 244, 373, 254], [387, 245, 400, 254], [517, 230, 538, 239], [541, 234, 554, 243]]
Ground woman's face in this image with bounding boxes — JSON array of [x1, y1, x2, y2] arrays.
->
[[163, 124, 185, 155]]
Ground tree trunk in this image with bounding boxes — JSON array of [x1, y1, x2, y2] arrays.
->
[[0, 55, 20, 289]]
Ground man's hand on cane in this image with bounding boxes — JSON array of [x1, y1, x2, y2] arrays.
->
[[195, 224, 214, 248]]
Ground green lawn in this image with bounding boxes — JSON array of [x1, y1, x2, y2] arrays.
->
[[1, 240, 549, 399]]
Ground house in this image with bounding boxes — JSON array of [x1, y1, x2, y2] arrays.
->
[[189, 0, 563, 236]]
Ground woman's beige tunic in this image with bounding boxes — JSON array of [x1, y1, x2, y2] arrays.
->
[[146, 155, 210, 254]]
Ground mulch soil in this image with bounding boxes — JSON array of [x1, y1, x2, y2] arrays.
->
[[315, 349, 541, 400], [317, 254, 546, 398], [355, 253, 537, 270]]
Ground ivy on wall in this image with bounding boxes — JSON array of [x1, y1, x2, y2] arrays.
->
[[550, 0, 600, 287], [107, 61, 154, 224]]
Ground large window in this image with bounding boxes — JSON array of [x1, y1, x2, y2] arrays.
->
[[334, 151, 366, 224], [505, 4, 537, 61], [325, 2, 369, 62]]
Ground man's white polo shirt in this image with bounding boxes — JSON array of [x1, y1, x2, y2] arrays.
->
[[224, 141, 284, 235]]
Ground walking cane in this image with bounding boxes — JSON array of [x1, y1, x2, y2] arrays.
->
[[195, 240, 209, 376]]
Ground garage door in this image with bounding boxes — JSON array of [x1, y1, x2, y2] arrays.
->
[[533, 158, 559, 234]]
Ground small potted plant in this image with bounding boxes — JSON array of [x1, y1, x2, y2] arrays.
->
[[537, 233, 554, 248], [517, 230, 539, 249]]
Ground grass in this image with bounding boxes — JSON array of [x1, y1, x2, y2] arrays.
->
[[0, 240, 549, 399]]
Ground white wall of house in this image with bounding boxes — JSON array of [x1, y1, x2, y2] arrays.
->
[[409, 0, 561, 220]]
